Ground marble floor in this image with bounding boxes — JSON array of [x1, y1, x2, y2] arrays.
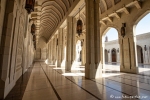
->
[[104, 63, 150, 76], [5, 62, 150, 100]]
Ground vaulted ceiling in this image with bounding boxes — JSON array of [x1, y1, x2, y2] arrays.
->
[[32, 0, 76, 42], [32, 0, 136, 43]]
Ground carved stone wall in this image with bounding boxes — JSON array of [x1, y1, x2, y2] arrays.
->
[[0, 0, 35, 99]]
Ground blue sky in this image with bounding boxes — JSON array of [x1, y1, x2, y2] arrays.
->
[[106, 13, 150, 41]]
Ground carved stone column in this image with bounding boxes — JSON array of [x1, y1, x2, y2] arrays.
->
[[143, 46, 149, 64], [61, 28, 66, 67], [73, 18, 76, 63], [51, 40, 53, 64], [149, 47, 150, 64], [52, 37, 55, 64], [65, 17, 74, 71], [54, 36, 56, 64], [102, 42, 105, 66], [56, 34, 58, 65], [47, 43, 51, 64], [54, 35, 57, 65], [85, 0, 102, 79], [120, 35, 138, 73], [57, 28, 63, 67], [117, 49, 120, 63], [50, 40, 53, 64]]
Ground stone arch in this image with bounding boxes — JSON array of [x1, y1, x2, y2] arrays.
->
[[101, 27, 120, 66], [133, 10, 150, 36], [80, 13, 85, 25], [101, 24, 120, 36], [132, 10, 150, 66], [102, 26, 119, 43]]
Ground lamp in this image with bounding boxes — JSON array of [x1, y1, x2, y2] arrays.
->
[[76, 8, 83, 36], [121, 23, 126, 37], [25, 0, 35, 14], [33, 35, 36, 41]]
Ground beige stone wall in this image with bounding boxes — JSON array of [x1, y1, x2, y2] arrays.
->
[[0, 0, 6, 45], [0, 0, 35, 99]]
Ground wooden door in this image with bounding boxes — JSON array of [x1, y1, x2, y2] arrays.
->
[[112, 49, 116, 62]]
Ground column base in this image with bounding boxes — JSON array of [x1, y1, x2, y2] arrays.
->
[[48, 59, 54, 65], [65, 61, 72, 71], [85, 63, 102, 79], [71, 61, 82, 67], [120, 65, 139, 74], [23, 69, 27, 74], [4, 78, 15, 98], [0, 77, 16, 99], [56, 60, 61, 67], [47, 59, 51, 64], [52, 60, 55, 65], [61, 60, 66, 68]]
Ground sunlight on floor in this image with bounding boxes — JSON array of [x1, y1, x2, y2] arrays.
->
[[102, 73, 125, 78], [62, 73, 81, 76], [53, 68, 65, 70], [71, 68, 85, 71], [139, 68, 150, 73]]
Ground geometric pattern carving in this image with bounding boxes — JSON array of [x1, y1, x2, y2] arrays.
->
[[105, 0, 112, 9], [100, 0, 106, 13]]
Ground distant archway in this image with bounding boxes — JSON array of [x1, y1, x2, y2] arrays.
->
[[102, 27, 119, 65], [137, 45, 143, 64], [35, 48, 41, 59], [133, 12, 150, 65], [133, 12, 150, 36], [111, 49, 116, 62]]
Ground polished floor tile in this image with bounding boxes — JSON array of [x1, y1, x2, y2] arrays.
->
[[5, 62, 150, 100]]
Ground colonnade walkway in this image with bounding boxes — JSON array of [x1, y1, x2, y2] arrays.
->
[[5, 62, 150, 100]]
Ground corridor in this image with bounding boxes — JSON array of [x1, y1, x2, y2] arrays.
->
[[5, 62, 150, 100]]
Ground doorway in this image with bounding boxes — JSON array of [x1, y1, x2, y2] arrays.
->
[[111, 49, 116, 62]]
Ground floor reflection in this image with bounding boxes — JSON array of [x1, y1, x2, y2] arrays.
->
[[5, 62, 150, 100], [52, 63, 150, 100], [104, 63, 150, 77]]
